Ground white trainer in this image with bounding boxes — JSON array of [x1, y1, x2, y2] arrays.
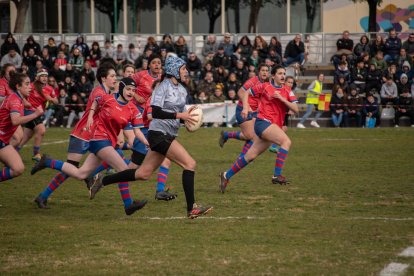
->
[[297, 123, 306, 129], [310, 121, 320, 128]]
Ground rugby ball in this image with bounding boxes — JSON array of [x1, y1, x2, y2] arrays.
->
[[185, 106, 203, 132]]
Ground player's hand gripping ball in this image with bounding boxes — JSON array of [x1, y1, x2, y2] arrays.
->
[[185, 106, 203, 132]]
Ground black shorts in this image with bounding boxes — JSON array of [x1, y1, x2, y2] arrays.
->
[[130, 150, 146, 166], [283, 113, 290, 126], [24, 117, 43, 130], [147, 130, 175, 156]]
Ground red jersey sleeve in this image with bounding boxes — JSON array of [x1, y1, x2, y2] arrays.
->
[[9, 96, 24, 115], [250, 82, 266, 97], [242, 76, 258, 91], [287, 87, 298, 103], [130, 106, 144, 128]]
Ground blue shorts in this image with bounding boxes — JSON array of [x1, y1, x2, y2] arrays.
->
[[68, 136, 90, 154], [254, 118, 272, 138], [132, 128, 149, 155], [235, 105, 257, 125], [0, 139, 9, 150], [124, 122, 133, 130], [89, 140, 112, 155]]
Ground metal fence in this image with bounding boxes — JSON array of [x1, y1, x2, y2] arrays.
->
[[1, 32, 412, 64]]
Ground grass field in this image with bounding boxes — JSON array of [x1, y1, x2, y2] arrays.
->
[[1, 127, 414, 275]]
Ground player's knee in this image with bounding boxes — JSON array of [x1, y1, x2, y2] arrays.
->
[[183, 158, 196, 171], [137, 169, 151, 181], [280, 137, 291, 149], [12, 164, 25, 176]]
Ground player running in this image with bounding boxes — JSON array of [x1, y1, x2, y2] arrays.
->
[[219, 65, 299, 192]]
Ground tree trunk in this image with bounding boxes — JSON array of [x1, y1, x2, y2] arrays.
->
[[368, 0, 378, 32], [13, 0, 30, 33], [248, 0, 262, 33], [234, 2, 240, 33], [207, 3, 220, 33], [305, 0, 317, 33]]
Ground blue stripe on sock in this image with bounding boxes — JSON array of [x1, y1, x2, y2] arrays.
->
[[226, 156, 248, 180], [156, 166, 169, 192]]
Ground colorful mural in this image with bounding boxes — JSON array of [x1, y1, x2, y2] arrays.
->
[[360, 4, 414, 32]]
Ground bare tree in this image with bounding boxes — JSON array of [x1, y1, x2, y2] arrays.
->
[[351, 0, 382, 32], [12, 0, 30, 33]]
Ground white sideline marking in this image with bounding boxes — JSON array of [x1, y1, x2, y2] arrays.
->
[[24, 139, 68, 148], [351, 217, 414, 221], [322, 138, 392, 141], [379, 263, 409, 276], [399, 247, 414, 257], [136, 216, 270, 220]]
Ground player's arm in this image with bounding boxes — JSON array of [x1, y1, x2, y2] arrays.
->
[[10, 106, 44, 126], [133, 93, 147, 104], [86, 100, 98, 130], [45, 94, 59, 105], [273, 92, 299, 114]]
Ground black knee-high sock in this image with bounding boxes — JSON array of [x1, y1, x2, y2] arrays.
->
[[182, 170, 195, 212], [102, 169, 136, 186]]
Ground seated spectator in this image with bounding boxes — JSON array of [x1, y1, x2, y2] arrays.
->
[[88, 41, 101, 68], [62, 75, 77, 96], [209, 85, 227, 103], [22, 35, 41, 57], [337, 74, 350, 95], [57, 42, 70, 59], [197, 71, 216, 97], [380, 76, 398, 106], [396, 48, 412, 71], [0, 49, 22, 69], [227, 89, 238, 102], [202, 35, 218, 58], [23, 48, 40, 80], [362, 93, 380, 127], [365, 63, 382, 94], [382, 63, 398, 83], [248, 49, 261, 72], [213, 46, 231, 69], [330, 86, 346, 127], [54, 50, 68, 71], [35, 60, 44, 74], [174, 35, 189, 61], [215, 65, 228, 84], [353, 35, 370, 59], [332, 30, 354, 68], [66, 93, 85, 128], [394, 88, 414, 127], [397, 74, 410, 95], [0, 32, 20, 57], [230, 60, 248, 83], [76, 74, 93, 103], [19, 63, 29, 75], [248, 71, 257, 79], [134, 48, 152, 70], [230, 47, 243, 68], [100, 40, 115, 65], [49, 62, 65, 84], [68, 48, 84, 72], [225, 72, 241, 96], [200, 61, 217, 81], [218, 33, 236, 57], [126, 43, 139, 65], [351, 58, 367, 93], [236, 35, 253, 61], [80, 61, 96, 84], [268, 48, 282, 66], [283, 34, 305, 66], [113, 44, 127, 70], [253, 35, 268, 61], [187, 52, 202, 80], [402, 33, 414, 60], [160, 48, 167, 67], [399, 61, 413, 81], [44, 37, 58, 58], [344, 86, 363, 127], [268, 36, 282, 58], [65, 63, 77, 81], [334, 61, 351, 85], [144, 36, 160, 55], [194, 91, 208, 104], [71, 36, 89, 59], [361, 52, 371, 70], [159, 34, 175, 54], [40, 48, 53, 70], [370, 50, 387, 71], [384, 28, 402, 63], [369, 34, 385, 57]]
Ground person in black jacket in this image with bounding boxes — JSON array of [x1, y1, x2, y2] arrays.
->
[[394, 88, 414, 127], [384, 29, 402, 63], [283, 34, 305, 66], [365, 63, 382, 94], [22, 35, 41, 57], [330, 85, 346, 127], [0, 32, 20, 57]]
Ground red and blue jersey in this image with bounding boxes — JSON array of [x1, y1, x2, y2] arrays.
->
[[0, 78, 13, 100], [131, 69, 160, 109], [250, 81, 298, 127], [91, 93, 143, 147], [237, 76, 264, 111], [71, 85, 108, 141], [27, 83, 56, 111], [142, 98, 152, 128], [0, 92, 24, 143]]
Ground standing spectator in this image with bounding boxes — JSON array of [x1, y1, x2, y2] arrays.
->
[[380, 76, 398, 106], [384, 28, 402, 63], [297, 73, 324, 128], [343, 86, 363, 127], [0, 49, 22, 69], [330, 86, 346, 127], [144, 36, 160, 55], [126, 43, 139, 65], [283, 34, 305, 66], [65, 93, 85, 128], [40, 48, 53, 70], [402, 33, 414, 60], [370, 51, 387, 71], [202, 35, 218, 58], [253, 35, 268, 61], [22, 35, 41, 57], [187, 52, 202, 80], [236, 35, 253, 61], [332, 30, 354, 68], [174, 35, 189, 61], [369, 34, 385, 57], [44, 37, 58, 58], [1, 32, 20, 57], [100, 40, 115, 65], [71, 36, 90, 59], [350, 58, 367, 93], [268, 36, 282, 58], [159, 34, 175, 54], [230, 60, 248, 83], [394, 88, 414, 127], [88, 41, 101, 68], [113, 44, 127, 71], [68, 48, 84, 72], [362, 93, 380, 127], [213, 46, 231, 69], [354, 35, 370, 59], [218, 33, 236, 57], [365, 63, 382, 94], [80, 61, 95, 84]]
